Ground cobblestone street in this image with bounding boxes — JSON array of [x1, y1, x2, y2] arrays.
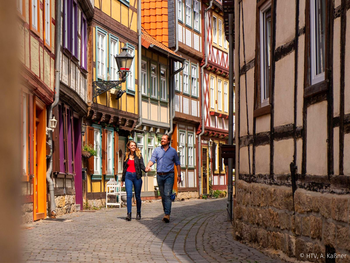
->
[[21, 198, 283, 263]]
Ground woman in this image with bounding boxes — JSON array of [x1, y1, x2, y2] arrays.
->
[[121, 140, 146, 221]]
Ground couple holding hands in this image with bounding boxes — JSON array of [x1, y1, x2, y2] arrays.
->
[[121, 134, 181, 223]]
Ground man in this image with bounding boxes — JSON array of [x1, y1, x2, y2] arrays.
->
[[145, 134, 181, 223]]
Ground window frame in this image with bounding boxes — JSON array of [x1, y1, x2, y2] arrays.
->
[[126, 43, 136, 94], [178, 0, 183, 22], [179, 130, 186, 168], [44, 0, 51, 48], [185, 0, 192, 28], [160, 67, 167, 101], [210, 77, 215, 109], [136, 134, 144, 157], [92, 125, 102, 176], [193, 0, 200, 32], [106, 128, 114, 176], [151, 64, 158, 98], [218, 19, 223, 46], [191, 64, 198, 97], [254, 0, 274, 117], [147, 135, 155, 171], [187, 132, 195, 168], [71, 0, 78, 58], [30, 0, 40, 34], [224, 82, 228, 112], [17, 0, 25, 19], [183, 61, 189, 95], [174, 62, 182, 92], [218, 79, 222, 111], [81, 14, 88, 70], [212, 16, 217, 44], [141, 60, 148, 96], [109, 34, 119, 81], [96, 27, 107, 81]]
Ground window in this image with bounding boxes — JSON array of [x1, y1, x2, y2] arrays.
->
[[224, 38, 228, 49], [109, 36, 119, 81], [72, 1, 77, 57], [178, 0, 183, 21], [191, 64, 198, 96], [215, 143, 218, 171], [218, 80, 222, 111], [224, 82, 228, 112], [224, 119, 228, 130], [310, 0, 325, 85], [31, 0, 39, 32], [183, 62, 189, 94], [141, 61, 147, 95], [193, 0, 200, 31], [148, 136, 155, 170], [174, 62, 181, 91], [185, 0, 192, 27], [94, 127, 102, 175], [188, 133, 194, 167], [219, 20, 222, 46], [17, 0, 25, 16], [81, 15, 87, 70], [106, 130, 114, 175], [137, 135, 144, 157], [179, 131, 186, 167], [151, 64, 157, 98], [63, 0, 68, 49], [44, 0, 51, 46], [126, 44, 135, 92], [210, 77, 215, 109], [210, 115, 216, 127], [160, 68, 167, 100], [259, 1, 272, 107], [213, 16, 217, 44], [97, 28, 107, 80], [218, 117, 223, 129]]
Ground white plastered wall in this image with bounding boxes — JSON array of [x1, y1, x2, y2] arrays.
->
[[297, 35, 304, 128], [275, 0, 295, 48], [255, 115, 270, 133], [333, 17, 341, 117], [334, 127, 339, 175], [239, 70, 254, 137], [274, 139, 294, 174], [255, 145, 270, 174], [274, 53, 295, 127], [306, 101, 328, 175], [239, 0, 256, 66], [240, 146, 252, 174]]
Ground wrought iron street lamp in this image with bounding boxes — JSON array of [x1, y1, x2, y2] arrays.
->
[[92, 46, 134, 100]]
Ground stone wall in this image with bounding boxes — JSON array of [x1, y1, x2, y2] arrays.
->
[[22, 203, 34, 224], [234, 180, 350, 262], [85, 198, 106, 209], [55, 195, 76, 216], [178, 191, 199, 200]]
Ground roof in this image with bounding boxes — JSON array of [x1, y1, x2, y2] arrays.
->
[[141, 28, 184, 62]]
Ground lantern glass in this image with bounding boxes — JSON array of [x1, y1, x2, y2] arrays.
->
[[115, 46, 134, 74]]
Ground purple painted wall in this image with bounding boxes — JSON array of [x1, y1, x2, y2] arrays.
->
[[67, 110, 72, 173], [59, 106, 65, 172], [74, 118, 83, 209]]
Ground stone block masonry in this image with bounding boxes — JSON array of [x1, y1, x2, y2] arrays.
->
[[234, 180, 350, 262]]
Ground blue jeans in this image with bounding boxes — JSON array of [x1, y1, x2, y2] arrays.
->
[[157, 173, 174, 215], [125, 172, 143, 214]]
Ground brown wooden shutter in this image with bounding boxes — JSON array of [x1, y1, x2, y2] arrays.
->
[[87, 126, 94, 174], [102, 129, 106, 175], [114, 131, 118, 177]]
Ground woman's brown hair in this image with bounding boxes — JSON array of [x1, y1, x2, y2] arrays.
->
[[124, 140, 142, 161]]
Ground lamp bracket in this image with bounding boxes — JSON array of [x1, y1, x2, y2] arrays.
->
[[92, 74, 127, 99]]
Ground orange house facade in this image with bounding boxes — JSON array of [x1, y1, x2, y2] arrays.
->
[[19, 0, 55, 222]]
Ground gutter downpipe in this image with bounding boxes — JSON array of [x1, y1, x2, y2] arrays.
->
[[198, 0, 213, 196], [46, 0, 61, 217], [135, 0, 142, 133]]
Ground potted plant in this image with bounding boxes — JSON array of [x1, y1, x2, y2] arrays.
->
[[82, 144, 97, 158]]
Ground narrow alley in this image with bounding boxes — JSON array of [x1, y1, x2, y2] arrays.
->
[[21, 199, 283, 263]]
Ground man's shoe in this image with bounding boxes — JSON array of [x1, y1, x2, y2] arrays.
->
[[162, 215, 170, 223], [136, 212, 141, 220], [126, 213, 131, 221]]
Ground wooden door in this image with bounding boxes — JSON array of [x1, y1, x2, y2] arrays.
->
[[33, 99, 47, 221], [117, 137, 126, 182], [202, 148, 208, 195]]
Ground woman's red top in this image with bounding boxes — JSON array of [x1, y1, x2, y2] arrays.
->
[[127, 159, 136, 173]]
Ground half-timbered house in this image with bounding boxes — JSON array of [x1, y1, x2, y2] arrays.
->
[[134, 27, 184, 199], [201, 0, 230, 195], [19, 0, 56, 222], [50, 0, 94, 215], [226, 0, 350, 259], [85, 0, 139, 207]]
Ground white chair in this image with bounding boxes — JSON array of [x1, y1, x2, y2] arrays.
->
[[106, 178, 122, 208]]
